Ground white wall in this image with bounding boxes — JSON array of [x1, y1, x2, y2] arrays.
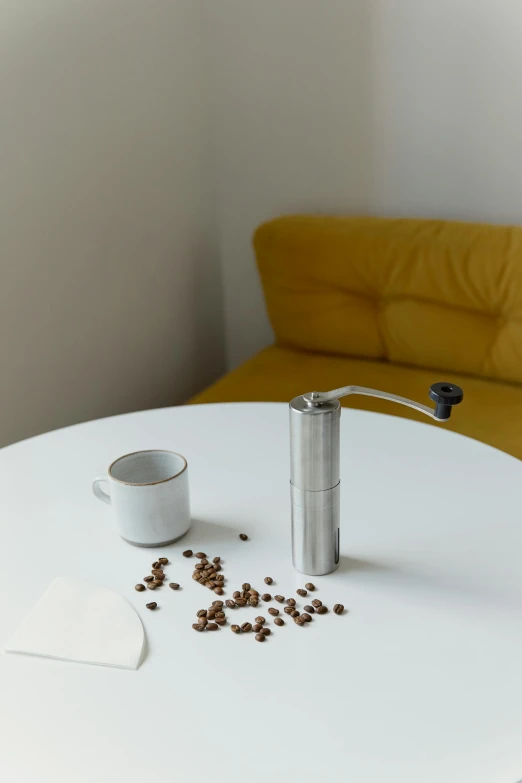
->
[[0, 0, 225, 446], [204, 0, 522, 368]]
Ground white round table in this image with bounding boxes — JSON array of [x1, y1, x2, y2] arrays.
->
[[0, 403, 521, 783]]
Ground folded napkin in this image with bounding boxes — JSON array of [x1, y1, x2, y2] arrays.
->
[[2, 577, 145, 669]]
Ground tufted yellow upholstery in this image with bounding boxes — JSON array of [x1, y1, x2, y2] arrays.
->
[[192, 215, 522, 459]]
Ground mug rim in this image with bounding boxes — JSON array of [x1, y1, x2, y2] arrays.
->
[[108, 449, 188, 487]]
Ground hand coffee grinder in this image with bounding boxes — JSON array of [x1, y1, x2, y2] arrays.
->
[[289, 382, 464, 575]]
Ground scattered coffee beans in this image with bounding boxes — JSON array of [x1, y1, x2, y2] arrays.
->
[[146, 602, 157, 610], [213, 563, 222, 571], [183, 550, 193, 557], [274, 595, 285, 603], [305, 583, 315, 591], [260, 627, 271, 636], [274, 617, 284, 626], [158, 557, 168, 565], [197, 609, 207, 617], [242, 583, 251, 591], [296, 588, 307, 597], [239, 533, 248, 541], [249, 599, 259, 607], [311, 599, 322, 608], [264, 576, 273, 585], [252, 623, 263, 633], [154, 573, 166, 581], [268, 607, 279, 616], [294, 616, 305, 625], [195, 563, 205, 570], [235, 598, 247, 607], [207, 623, 219, 631], [198, 616, 208, 626], [147, 583, 157, 590], [225, 600, 236, 609], [169, 583, 180, 590], [192, 574, 200, 581], [304, 605, 315, 614], [152, 561, 161, 569], [143, 575, 154, 583], [286, 598, 296, 607], [200, 559, 209, 566], [255, 616, 266, 625], [262, 594, 271, 601], [212, 600, 223, 607], [213, 556, 221, 564], [284, 606, 294, 615], [195, 552, 206, 559], [215, 611, 225, 619], [214, 587, 224, 595], [215, 617, 227, 626], [255, 633, 265, 642], [231, 624, 241, 634], [291, 609, 300, 618], [207, 610, 216, 620], [316, 605, 328, 614], [233, 591, 241, 599], [301, 613, 312, 622], [333, 604, 344, 615], [135, 584, 145, 592], [241, 622, 252, 632], [192, 623, 204, 631]]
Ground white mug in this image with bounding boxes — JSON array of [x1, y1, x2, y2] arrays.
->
[[92, 450, 191, 546]]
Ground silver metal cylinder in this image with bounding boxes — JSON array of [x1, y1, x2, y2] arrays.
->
[[289, 395, 341, 575]]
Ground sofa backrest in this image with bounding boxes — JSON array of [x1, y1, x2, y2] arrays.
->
[[253, 215, 522, 385]]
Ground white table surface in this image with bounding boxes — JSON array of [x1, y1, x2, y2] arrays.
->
[[0, 402, 521, 783]]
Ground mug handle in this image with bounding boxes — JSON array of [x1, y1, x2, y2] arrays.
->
[[92, 476, 111, 505]]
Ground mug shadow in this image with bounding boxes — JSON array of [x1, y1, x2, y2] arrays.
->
[[337, 555, 399, 575], [174, 517, 240, 549]]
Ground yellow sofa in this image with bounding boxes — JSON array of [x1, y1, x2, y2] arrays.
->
[[192, 215, 522, 460]]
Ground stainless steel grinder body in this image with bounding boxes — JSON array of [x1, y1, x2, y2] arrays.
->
[[290, 394, 341, 576], [289, 382, 464, 576]]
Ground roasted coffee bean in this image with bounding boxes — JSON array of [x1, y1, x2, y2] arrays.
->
[[195, 563, 205, 570], [215, 611, 225, 619], [207, 610, 216, 620], [274, 595, 285, 603], [147, 582, 157, 590], [198, 616, 208, 626], [151, 581, 163, 588], [294, 616, 305, 626], [225, 600, 236, 609], [252, 623, 263, 633], [192, 623, 204, 631], [154, 574, 166, 581], [152, 561, 161, 569], [316, 605, 328, 614], [304, 605, 315, 614], [311, 599, 322, 608], [268, 607, 279, 616], [255, 616, 266, 625], [239, 533, 248, 541], [213, 563, 222, 571], [143, 575, 154, 583], [206, 583, 214, 589], [249, 589, 259, 596], [207, 623, 219, 631], [207, 581, 217, 588], [213, 556, 221, 564], [135, 584, 145, 592], [231, 624, 241, 634], [215, 573, 224, 580], [192, 573, 200, 581], [255, 633, 265, 642], [248, 599, 259, 607], [215, 617, 227, 626], [305, 583, 315, 591], [296, 589, 307, 597], [167, 582, 179, 591], [235, 599, 247, 607], [195, 552, 206, 559], [333, 604, 344, 615], [233, 591, 241, 599], [242, 583, 251, 591], [241, 622, 252, 632], [286, 598, 296, 607], [291, 610, 300, 618], [183, 549, 193, 557], [200, 558, 209, 564], [212, 600, 224, 607], [274, 617, 284, 626], [158, 557, 169, 565], [262, 594, 271, 601], [197, 609, 207, 617], [264, 576, 273, 585], [261, 627, 271, 636], [301, 613, 312, 622], [146, 602, 157, 610], [284, 606, 294, 615], [214, 587, 224, 595], [152, 569, 164, 576]]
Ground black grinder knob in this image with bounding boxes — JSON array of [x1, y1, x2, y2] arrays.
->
[[429, 382, 464, 421]]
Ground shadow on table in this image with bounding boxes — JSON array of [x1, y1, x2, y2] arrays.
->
[[182, 518, 241, 548]]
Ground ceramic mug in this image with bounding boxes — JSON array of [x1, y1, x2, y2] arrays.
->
[[92, 450, 191, 546]]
